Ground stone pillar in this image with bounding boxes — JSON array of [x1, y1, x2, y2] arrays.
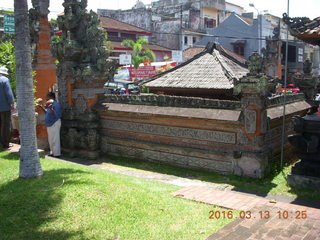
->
[[53, 0, 115, 159], [59, 75, 107, 159], [233, 52, 272, 178], [29, 0, 57, 150]]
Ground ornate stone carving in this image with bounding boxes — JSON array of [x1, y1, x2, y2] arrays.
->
[[244, 109, 257, 134], [103, 119, 237, 144], [75, 96, 87, 114], [52, 0, 115, 158], [303, 59, 312, 74], [293, 59, 319, 100], [248, 52, 263, 76]]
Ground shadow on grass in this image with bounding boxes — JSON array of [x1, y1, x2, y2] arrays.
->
[[0, 167, 92, 240], [0, 151, 20, 161], [99, 154, 280, 196], [97, 153, 320, 202]]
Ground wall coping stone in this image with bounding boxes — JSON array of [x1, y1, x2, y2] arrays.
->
[[102, 94, 241, 110], [266, 93, 305, 108]]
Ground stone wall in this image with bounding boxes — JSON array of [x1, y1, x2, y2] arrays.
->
[[266, 93, 305, 108], [96, 80, 311, 178], [96, 102, 242, 175]]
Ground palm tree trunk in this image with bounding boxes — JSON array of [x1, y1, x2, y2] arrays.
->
[[14, 0, 43, 178]]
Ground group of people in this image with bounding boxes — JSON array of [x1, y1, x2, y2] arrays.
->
[[0, 66, 61, 157]]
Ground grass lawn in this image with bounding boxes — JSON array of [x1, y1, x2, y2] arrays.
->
[[103, 155, 320, 202], [0, 151, 232, 240]]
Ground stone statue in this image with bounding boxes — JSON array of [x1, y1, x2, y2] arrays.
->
[[248, 52, 263, 75], [303, 59, 312, 74], [293, 59, 319, 100]]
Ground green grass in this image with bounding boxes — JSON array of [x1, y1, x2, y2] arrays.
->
[[0, 151, 232, 240], [102, 155, 320, 201]]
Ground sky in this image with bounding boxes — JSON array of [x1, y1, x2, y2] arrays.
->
[[1, 0, 319, 20]]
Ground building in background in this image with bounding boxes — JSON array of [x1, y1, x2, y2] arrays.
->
[[195, 12, 273, 59], [98, 0, 227, 51], [99, 16, 172, 63], [225, 1, 244, 16]]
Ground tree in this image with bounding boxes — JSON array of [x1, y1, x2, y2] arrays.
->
[[121, 38, 155, 69], [14, 0, 42, 178], [0, 41, 16, 92]]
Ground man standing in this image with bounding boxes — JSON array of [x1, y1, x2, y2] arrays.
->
[[44, 92, 61, 157], [0, 66, 14, 149]]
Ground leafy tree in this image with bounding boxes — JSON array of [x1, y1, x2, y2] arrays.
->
[[14, 0, 42, 178], [121, 38, 155, 69], [0, 41, 16, 92]]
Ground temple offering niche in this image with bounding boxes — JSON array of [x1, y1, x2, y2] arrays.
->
[[288, 113, 320, 190], [52, 0, 116, 158]]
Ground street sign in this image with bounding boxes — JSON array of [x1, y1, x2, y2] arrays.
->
[[4, 15, 15, 34], [119, 54, 132, 65], [172, 50, 183, 63]]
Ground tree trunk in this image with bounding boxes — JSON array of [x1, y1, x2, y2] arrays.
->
[[14, 0, 43, 178]]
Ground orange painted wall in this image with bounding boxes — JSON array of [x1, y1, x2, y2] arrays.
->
[[34, 16, 57, 140]]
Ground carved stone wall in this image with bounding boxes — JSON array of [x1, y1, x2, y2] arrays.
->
[[53, 0, 115, 158], [104, 94, 241, 109]]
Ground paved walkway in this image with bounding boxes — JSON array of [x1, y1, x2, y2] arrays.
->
[[7, 144, 320, 239], [173, 186, 320, 239]]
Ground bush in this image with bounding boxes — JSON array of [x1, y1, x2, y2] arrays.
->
[[0, 40, 16, 93]]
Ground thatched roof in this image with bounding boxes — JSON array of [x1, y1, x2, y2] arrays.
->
[[143, 42, 249, 90]]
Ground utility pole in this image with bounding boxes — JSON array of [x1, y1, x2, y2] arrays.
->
[[180, 4, 183, 51], [276, 20, 282, 80], [249, 3, 261, 54], [280, 0, 290, 168]]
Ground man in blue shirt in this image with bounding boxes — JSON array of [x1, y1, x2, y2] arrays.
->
[[44, 92, 61, 157], [0, 66, 14, 149]]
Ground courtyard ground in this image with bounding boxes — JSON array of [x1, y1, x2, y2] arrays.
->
[[0, 151, 230, 240], [2, 145, 320, 239]]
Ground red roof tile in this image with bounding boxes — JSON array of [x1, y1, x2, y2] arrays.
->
[[283, 15, 320, 45], [99, 16, 152, 35]]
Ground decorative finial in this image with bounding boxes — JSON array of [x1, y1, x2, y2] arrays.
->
[[303, 59, 312, 74], [248, 52, 263, 75]]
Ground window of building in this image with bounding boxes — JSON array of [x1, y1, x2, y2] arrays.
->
[[204, 17, 216, 28], [184, 36, 188, 45], [107, 32, 119, 41], [233, 44, 245, 56], [121, 33, 136, 41], [193, 37, 197, 44], [282, 44, 297, 63]]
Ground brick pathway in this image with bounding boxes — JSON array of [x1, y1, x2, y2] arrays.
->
[[172, 186, 320, 240]]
